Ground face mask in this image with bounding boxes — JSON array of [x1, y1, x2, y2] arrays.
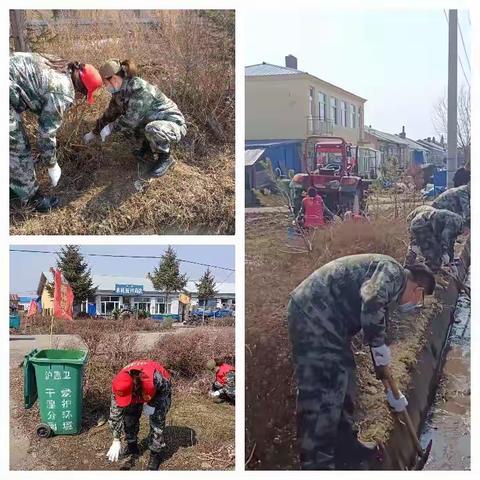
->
[[397, 302, 418, 314], [106, 85, 120, 94]]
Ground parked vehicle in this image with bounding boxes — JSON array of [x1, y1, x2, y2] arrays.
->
[[290, 136, 368, 217]]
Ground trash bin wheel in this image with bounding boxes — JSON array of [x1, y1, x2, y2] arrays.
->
[[36, 423, 52, 438]]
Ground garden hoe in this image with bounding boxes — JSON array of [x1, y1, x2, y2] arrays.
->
[[382, 369, 432, 470]]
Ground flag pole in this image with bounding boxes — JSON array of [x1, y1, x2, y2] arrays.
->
[[50, 314, 54, 349]]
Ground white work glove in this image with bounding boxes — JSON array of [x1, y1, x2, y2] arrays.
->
[[371, 344, 391, 367], [386, 388, 408, 412], [143, 403, 155, 416], [100, 123, 113, 142], [83, 131, 96, 144], [48, 163, 61, 187], [106, 439, 121, 462], [209, 390, 221, 398], [442, 253, 450, 265]]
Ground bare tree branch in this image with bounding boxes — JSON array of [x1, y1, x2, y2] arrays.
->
[[432, 85, 470, 163]]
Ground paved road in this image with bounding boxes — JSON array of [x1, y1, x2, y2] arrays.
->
[[9, 335, 87, 366], [245, 206, 289, 214]]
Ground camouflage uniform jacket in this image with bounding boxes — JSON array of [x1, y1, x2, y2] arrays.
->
[[289, 254, 407, 348], [407, 205, 463, 254], [214, 370, 235, 399], [10, 52, 75, 166], [432, 184, 470, 226], [108, 369, 171, 439], [93, 76, 185, 135]]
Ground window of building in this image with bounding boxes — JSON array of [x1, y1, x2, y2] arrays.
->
[[318, 92, 326, 121], [309, 87, 315, 116], [155, 297, 172, 314], [133, 296, 151, 312], [100, 296, 120, 315], [341, 101, 347, 127], [330, 97, 338, 125], [350, 104, 357, 128]]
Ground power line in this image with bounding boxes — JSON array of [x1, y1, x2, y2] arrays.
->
[[9, 249, 235, 272], [443, 10, 471, 89], [457, 18, 471, 71]]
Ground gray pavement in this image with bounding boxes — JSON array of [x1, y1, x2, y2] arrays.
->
[[9, 334, 86, 366]]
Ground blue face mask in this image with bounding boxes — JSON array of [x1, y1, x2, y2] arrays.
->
[[106, 85, 120, 94], [397, 302, 418, 314]]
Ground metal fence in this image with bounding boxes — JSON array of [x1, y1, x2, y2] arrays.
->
[[306, 117, 334, 136]]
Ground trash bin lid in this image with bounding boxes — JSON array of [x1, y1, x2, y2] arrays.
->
[[24, 349, 38, 409], [29, 349, 88, 365]]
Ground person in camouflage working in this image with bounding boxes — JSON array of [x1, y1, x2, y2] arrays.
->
[[84, 59, 186, 178], [431, 184, 470, 228], [207, 359, 235, 403], [106, 360, 172, 470], [405, 205, 464, 273], [10, 52, 102, 212], [287, 254, 436, 470]]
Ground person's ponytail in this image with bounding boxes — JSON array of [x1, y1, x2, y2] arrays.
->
[[120, 59, 137, 78]]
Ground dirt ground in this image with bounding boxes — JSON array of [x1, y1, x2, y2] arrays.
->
[[245, 207, 467, 470], [9, 122, 235, 236]]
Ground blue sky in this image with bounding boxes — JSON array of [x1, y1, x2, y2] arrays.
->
[[245, 8, 471, 140], [10, 245, 235, 295]]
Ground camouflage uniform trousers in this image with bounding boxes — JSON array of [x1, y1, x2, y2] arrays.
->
[[406, 224, 444, 272], [144, 120, 187, 154], [287, 298, 359, 470], [123, 381, 172, 453], [10, 107, 39, 200]]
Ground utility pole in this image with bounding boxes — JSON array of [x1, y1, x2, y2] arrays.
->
[[447, 9, 458, 187]]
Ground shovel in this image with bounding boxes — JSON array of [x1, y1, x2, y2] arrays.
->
[[382, 370, 432, 470]]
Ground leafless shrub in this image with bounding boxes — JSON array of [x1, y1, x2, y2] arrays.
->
[[151, 329, 235, 378]]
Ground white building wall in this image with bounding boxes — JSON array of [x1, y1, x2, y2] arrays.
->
[[150, 297, 156, 315], [95, 296, 101, 314], [170, 299, 179, 315]]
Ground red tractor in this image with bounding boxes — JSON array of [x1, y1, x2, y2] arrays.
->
[[290, 136, 367, 218]]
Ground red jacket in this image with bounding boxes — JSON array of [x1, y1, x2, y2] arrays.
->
[[122, 360, 170, 404], [216, 364, 235, 386], [303, 195, 325, 227]]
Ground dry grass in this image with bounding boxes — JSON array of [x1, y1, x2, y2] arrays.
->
[[245, 207, 465, 469], [10, 10, 235, 235], [21, 314, 171, 335]]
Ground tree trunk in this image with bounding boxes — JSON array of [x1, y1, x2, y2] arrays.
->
[[10, 10, 29, 52]]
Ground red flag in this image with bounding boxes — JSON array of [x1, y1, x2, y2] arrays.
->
[[27, 300, 38, 317], [52, 268, 74, 321]]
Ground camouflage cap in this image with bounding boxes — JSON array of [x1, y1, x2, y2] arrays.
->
[[99, 59, 121, 79]]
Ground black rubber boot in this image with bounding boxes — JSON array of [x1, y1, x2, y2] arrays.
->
[[147, 451, 162, 471], [151, 151, 175, 178], [121, 441, 140, 457], [133, 139, 152, 161], [29, 192, 59, 213]]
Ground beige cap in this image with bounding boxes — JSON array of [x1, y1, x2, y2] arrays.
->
[[99, 59, 121, 79], [206, 359, 216, 371]]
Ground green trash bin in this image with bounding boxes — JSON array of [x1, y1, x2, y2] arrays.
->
[[24, 348, 88, 437]]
